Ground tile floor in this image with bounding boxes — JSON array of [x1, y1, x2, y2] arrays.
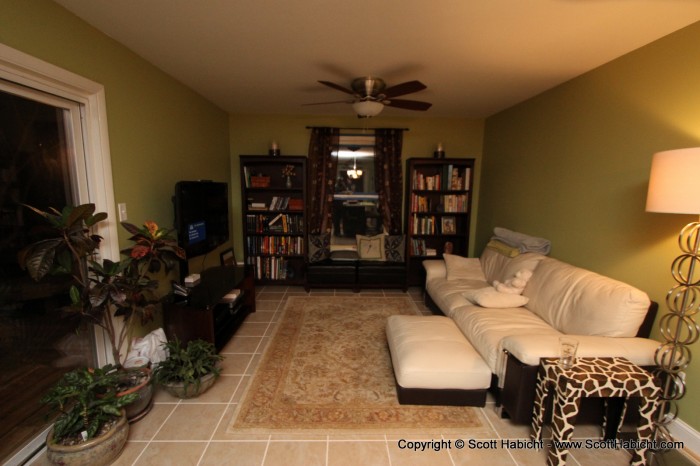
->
[[34, 286, 697, 466]]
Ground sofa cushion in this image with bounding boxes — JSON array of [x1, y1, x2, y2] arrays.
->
[[427, 277, 488, 317], [462, 287, 529, 308], [443, 254, 484, 281], [330, 250, 359, 261], [500, 334, 659, 367], [523, 257, 651, 337], [449, 306, 559, 378]]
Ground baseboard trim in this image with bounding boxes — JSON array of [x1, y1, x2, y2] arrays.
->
[[670, 418, 700, 459]]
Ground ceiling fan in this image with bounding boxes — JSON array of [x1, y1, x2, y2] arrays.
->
[[306, 76, 432, 118]]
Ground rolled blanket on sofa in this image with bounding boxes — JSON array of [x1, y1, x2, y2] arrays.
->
[[492, 227, 551, 255]]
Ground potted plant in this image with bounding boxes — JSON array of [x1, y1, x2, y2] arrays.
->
[[18, 203, 185, 420], [152, 338, 223, 398], [42, 364, 138, 466]]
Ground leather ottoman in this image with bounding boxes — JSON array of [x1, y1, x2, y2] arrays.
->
[[385, 314, 490, 406]]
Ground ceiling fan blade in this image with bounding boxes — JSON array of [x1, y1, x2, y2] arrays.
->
[[382, 80, 427, 98], [302, 99, 354, 106], [384, 99, 432, 111], [318, 80, 355, 95]]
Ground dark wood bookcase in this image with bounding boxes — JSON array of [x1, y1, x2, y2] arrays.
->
[[404, 157, 475, 285], [239, 155, 307, 285]]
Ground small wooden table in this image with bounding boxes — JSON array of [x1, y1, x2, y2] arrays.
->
[[531, 357, 659, 466]]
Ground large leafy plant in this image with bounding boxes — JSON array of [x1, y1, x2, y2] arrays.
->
[[18, 204, 185, 364], [42, 364, 137, 443]]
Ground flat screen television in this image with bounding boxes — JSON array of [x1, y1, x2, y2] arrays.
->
[[173, 181, 229, 259]]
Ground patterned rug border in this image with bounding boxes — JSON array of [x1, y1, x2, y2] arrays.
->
[[226, 295, 487, 435]]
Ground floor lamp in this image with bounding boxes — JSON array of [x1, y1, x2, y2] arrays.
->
[[645, 147, 700, 454]]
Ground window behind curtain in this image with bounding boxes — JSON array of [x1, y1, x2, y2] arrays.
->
[[331, 133, 382, 246]]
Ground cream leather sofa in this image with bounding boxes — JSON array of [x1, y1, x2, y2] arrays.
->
[[423, 244, 659, 424]]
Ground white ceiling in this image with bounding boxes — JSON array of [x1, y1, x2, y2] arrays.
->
[[53, 0, 700, 118]]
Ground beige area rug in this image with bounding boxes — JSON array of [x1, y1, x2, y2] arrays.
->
[[227, 296, 484, 434]]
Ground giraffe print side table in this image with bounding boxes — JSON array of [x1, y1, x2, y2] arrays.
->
[[531, 357, 659, 466]]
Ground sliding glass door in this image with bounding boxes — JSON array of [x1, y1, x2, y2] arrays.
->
[[0, 81, 97, 462]]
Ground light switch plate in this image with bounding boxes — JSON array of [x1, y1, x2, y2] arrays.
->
[[118, 203, 128, 222]]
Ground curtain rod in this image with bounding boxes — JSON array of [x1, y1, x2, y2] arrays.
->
[[305, 126, 409, 131]]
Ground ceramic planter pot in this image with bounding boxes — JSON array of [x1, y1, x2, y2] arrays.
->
[[46, 411, 129, 466], [119, 367, 153, 422], [161, 371, 217, 399]]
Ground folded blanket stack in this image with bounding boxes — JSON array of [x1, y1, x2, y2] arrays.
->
[[486, 239, 520, 257], [492, 227, 551, 255]]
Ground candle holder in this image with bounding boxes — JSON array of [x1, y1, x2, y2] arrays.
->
[[269, 141, 280, 157]]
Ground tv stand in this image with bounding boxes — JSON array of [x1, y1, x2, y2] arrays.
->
[[164, 266, 255, 352]]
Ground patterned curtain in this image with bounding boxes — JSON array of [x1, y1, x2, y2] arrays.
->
[[307, 127, 339, 234], [374, 128, 404, 234]]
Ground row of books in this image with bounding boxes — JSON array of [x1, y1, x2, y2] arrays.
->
[[246, 256, 292, 280], [248, 197, 303, 211], [410, 214, 437, 235], [412, 166, 471, 191], [245, 235, 305, 256], [409, 239, 438, 257], [245, 213, 304, 234], [410, 194, 469, 213], [410, 214, 458, 235]]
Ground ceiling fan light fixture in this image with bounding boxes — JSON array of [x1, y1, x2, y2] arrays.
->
[[352, 100, 383, 118]]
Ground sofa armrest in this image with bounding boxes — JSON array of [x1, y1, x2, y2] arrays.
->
[[501, 334, 659, 367], [423, 260, 447, 284]]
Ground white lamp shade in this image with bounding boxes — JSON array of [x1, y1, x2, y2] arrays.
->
[[646, 147, 700, 214], [352, 100, 383, 118]]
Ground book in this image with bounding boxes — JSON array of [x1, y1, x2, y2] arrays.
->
[[268, 213, 283, 226]]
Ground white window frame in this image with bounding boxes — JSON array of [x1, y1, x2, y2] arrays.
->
[[0, 43, 119, 466]]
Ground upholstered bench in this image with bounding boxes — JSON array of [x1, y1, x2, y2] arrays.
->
[[357, 261, 407, 290], [306, 234, 407, 291], [385, 315, 491, 406], [305, 258, 357, 288]]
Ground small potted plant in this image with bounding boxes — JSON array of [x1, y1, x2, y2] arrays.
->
[[42, 364, 138, 466], [152, 338, 223, 398]]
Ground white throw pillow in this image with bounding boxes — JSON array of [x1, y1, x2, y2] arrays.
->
[[462, 287, 530, 308]]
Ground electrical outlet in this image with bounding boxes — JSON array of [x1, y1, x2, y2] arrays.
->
[[118, 203, 128, 222]]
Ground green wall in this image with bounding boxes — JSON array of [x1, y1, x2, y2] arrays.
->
[[481, 22, 700, 430], [228, 114, 484, 261], [0, 0, 231, 251]]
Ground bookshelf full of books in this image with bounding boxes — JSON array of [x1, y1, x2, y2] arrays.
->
[[240, 155, 307, 284], [404, 157, 475, 285]]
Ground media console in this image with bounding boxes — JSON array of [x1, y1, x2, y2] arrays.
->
[[164, 266, 255, 352]]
